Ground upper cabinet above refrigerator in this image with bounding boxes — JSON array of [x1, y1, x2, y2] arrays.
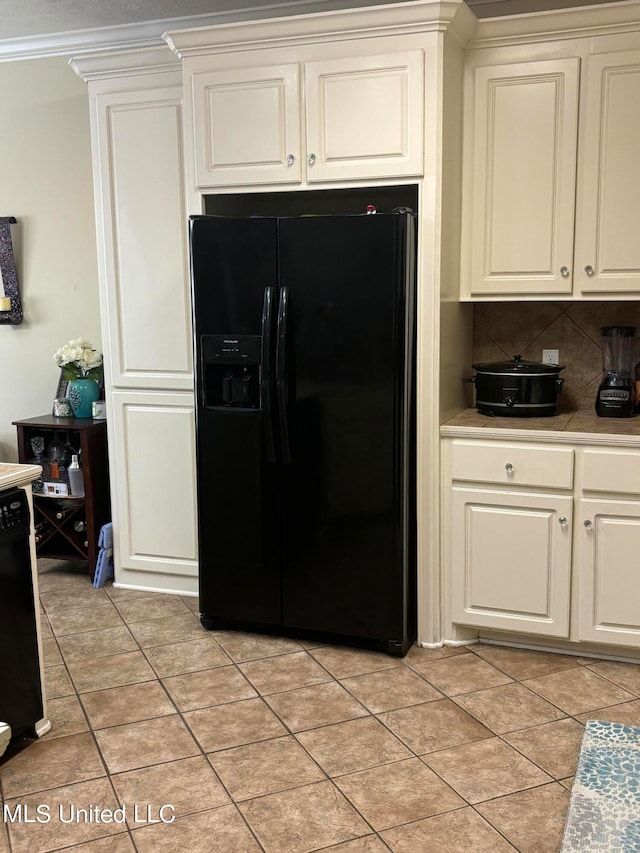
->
[[187, 48, 424, 189]]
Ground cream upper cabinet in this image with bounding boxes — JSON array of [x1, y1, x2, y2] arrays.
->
[[191, 63, 302, 187], [188, 50, 424, 189], [574, 50, 640, 295], [462, 58, 580, 297], [462, 36, 640, 300]]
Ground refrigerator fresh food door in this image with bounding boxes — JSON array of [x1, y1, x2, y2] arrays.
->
[[190, 216, 281, 626], [277, 213, 416, 650]]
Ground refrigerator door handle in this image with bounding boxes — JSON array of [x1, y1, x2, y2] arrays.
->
[[261, 286, 277, 464], [276, 286, 292, 464]]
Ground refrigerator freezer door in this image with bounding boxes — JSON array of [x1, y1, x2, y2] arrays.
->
[[190, 217, 281, 626], [278, 214, 416, 649]]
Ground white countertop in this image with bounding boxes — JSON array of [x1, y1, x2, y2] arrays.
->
[[441, 409, 640, 447], [0, 463, 42, 491]]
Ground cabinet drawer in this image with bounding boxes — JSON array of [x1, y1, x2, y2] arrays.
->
[[451, 441, 574, 488], [582, 449, 640, 495]]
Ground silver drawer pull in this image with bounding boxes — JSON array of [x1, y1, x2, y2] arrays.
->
[[584, 519, 593, 530], [558, 516, 568, 528], [505, 463, 514, 474], [560, 266, 570, 278], [286, 154, 295, 167], [585, 265, 595, 276], [308, 153, 316, 166]]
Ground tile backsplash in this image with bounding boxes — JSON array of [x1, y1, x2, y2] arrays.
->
[[473, 302, 640, 410]]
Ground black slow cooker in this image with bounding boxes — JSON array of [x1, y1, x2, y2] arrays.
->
[[468, 355, 565, 417]]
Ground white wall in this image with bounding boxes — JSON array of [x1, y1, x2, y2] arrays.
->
[[0, 56, 100, 461]]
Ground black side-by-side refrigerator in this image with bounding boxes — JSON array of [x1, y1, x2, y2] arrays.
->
[[190, 211, 417, 656]]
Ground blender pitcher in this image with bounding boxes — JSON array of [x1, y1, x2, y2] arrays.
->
[[596, 325, 637, 418]]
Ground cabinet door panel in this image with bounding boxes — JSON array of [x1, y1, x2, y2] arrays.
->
[[305, 51, 423, 181], [579, 498, 640, 646], [111, 391, 198, 585], [463, 58, 579, 296], [192, 64, 301, 187], [451, 488, 572, 636], [96, 87, 192, 389], [576, 51, 640, 293]]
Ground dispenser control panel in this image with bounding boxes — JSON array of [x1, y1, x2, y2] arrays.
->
[[201, 335, 262, 366]]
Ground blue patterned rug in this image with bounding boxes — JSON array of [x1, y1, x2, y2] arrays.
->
[[561, 720, 640, 852]]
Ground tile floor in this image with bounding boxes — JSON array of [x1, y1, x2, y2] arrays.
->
[[3, 560, 640, 852]]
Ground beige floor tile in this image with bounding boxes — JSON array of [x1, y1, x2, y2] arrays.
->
[[44, 664, 74, 699], [111, 755, 229, 821], [477, 782, 571, 853], [0, 732, 105, 798], [381, 806, 518, 852], [309, 646, 400, 680], [41, 636, 63, 667], [473, 645, 581, 680], [132, 805, 262, 853], [575, 699, 640, 727], [40, 586, 110, 613], [0, 822, 8, 853], [297, 717, 412, 777], [3, 778, 122, 853], [411, 654, 513, 696], [403, 645, 472, 666], [340, 665, 442, 713], [503, 718, 585, 779], [320, 837, 389, 852], [39, 615, 52, 638], [186, 697, 287, 752], [94, 715, 200, 773], [80, 681, 176, 729], [264, 681, 368, 732], [524, 666, 635, 715], [334, 758, 464, 831], [125, 613, 204, 648], [47, 602, 123, 637], [57, 626, 138, 663], [43, 695, 89, 739], [113, 594, 191, 623], [378, 698, 493, 755], [583, 659, 640, 695], [239, 780, 369, 853], [67, 651, 156, 694], [215, 631, 303, 662], [55, 836, 135, 852], [181, 594, 200, 614], [143, 637, 230, 677], [239, 651, 332, 695], [163, 665, 256, 711], [209, 735, 325, 801], [423, 737, 552, 804], [104, 585, 153, 602], [453, 682, 566, 734]]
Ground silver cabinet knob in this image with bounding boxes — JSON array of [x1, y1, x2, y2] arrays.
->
[[308, 153, 316, 166], [286, 154, 295, 167], [585, 265, 595, 276], [560, 266, 570, 278], [584, 519, 593, 530], [558, 516, 568, 527], [505, 463, 514, 474]]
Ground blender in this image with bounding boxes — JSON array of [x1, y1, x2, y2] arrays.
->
[[595, 326, 637, 418]]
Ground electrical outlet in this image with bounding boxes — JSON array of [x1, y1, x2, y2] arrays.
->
[[542, 349, 560, 365]]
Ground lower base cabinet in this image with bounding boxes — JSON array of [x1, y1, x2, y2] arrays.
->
[[445, 437, 640, 650]]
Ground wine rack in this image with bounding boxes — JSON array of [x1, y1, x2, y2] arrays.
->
[[13, 415, 110, 580]]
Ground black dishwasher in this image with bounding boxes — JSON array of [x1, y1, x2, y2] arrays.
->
[[0, 488, 44, 742]]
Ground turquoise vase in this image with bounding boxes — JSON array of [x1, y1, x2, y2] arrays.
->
[[68, 378, 100, 419]]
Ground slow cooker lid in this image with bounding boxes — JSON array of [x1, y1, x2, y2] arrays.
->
[[472, 354, 565, 374]]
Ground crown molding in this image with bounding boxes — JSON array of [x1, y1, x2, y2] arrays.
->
[[164, 0, 473, 57], [69, 46, 180, 82], [468, 0, 640, 48]]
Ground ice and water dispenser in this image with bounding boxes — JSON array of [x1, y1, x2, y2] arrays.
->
[[200, 335, 262, 409]]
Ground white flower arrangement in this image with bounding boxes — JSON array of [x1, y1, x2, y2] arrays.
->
[[54, 337, 103, 382]]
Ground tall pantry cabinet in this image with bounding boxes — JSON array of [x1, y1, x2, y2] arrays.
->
[[71, 48, 198, 594]]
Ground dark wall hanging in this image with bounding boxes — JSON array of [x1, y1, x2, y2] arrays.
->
[[0, 216, 23, 325]]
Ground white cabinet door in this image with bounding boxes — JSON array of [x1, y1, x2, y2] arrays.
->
[[191, 64, 301, 187], [451, 487, 573, 636], [462, 58, 580, 297], [305, 51, 424, 182], [110, 391, 198, 592], [579, 498, 640, 646], [575, 50, 640, 295], [94, 85, 192, 390]]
